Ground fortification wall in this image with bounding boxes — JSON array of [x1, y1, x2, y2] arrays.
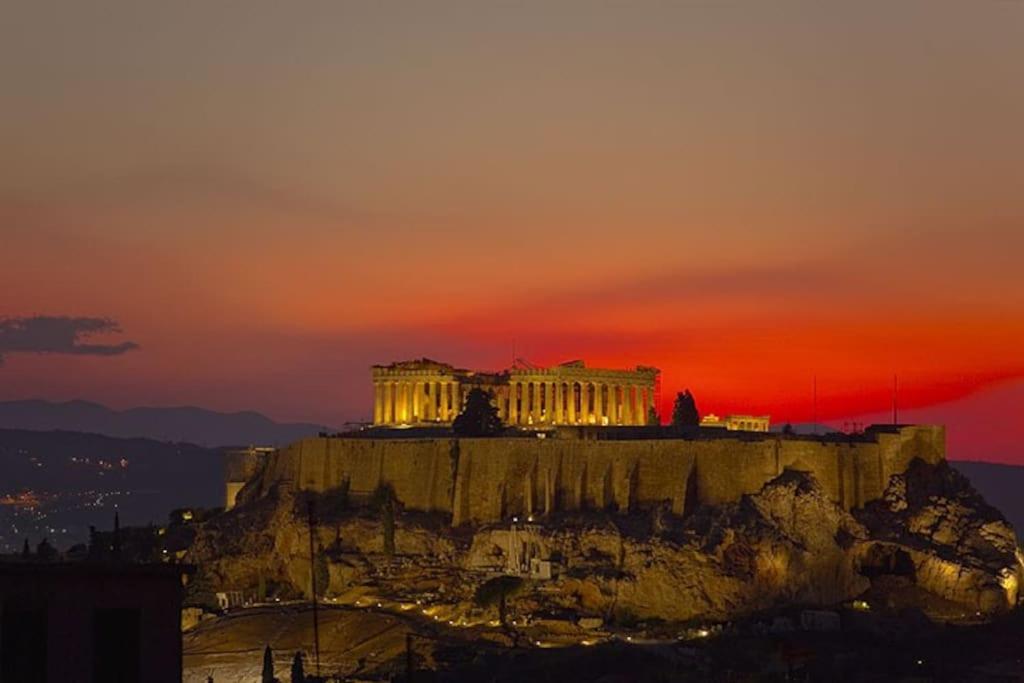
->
[[248, 425, 944, 526]]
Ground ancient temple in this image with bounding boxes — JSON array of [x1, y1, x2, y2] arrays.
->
[[371, 358, 659, 428]]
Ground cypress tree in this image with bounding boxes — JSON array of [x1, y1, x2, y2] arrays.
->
[[290, 651, 305, 683], [262, 645, 275, 683], [670, 390, 700, 428]]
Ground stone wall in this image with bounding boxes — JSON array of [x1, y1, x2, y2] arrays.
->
[[245, 425, 944, 526]]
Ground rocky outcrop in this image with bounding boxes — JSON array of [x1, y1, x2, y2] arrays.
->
[[186, 460, 1022, 624], [855, 459, 1023, 612]]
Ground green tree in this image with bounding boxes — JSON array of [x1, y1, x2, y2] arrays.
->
[[473, 575, 524, 628], [670, 390, 700, 428], [313, 550, 329, 597], [452, 389, 503, 436], [290, 651, 305, 683], [262, 645, 275, 683], [382, 495, 396, 558], [257, 570, 267, 602]]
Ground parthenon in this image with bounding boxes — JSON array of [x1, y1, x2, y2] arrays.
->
[[371, 359, 660, 427]]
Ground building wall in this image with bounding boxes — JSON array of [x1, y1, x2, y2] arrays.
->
[[249, 426, 944, 526], [0, 567, 184, 683], [224, 447, 275, 510]]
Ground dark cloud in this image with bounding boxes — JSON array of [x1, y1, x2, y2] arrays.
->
[[0, 316, 139, 365]]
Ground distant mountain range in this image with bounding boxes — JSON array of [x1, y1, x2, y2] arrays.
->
[[0, 400, 335, 447]]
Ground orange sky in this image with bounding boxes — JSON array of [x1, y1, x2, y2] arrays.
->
[[1, 2, 1023, 460]]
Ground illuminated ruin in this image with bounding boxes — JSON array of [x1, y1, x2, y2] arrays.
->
[[371, 358, 659, 427]]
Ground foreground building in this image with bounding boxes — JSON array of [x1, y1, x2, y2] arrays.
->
[[0, 562, 188, 682], [371, 358, 659, 428]]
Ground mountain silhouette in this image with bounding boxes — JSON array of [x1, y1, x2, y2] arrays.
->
[[0, 399, 334, 447]]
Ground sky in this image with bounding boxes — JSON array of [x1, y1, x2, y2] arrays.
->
[[1, 2, 1023, 461]]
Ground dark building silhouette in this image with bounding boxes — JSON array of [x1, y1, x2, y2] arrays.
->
[[0, 562, 188, 682]]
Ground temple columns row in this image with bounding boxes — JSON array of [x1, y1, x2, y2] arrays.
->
[[502, 381, 652, 426], [374, 380, 462, 425]]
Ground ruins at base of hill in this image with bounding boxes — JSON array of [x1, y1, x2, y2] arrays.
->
[[192, 422, 1024, 627]]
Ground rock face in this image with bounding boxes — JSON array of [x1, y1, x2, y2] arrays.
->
[[187, 459, 1022, 624], [855, 459, 1023, 613]]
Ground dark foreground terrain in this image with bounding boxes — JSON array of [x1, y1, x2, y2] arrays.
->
[[185, 601, 1024, 682]]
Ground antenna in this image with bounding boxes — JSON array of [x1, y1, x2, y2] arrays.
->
[[812, 375, 818, 435], [892, 374, 899, 425]]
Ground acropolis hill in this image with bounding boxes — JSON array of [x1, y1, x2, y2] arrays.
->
[[238, 359, 945, 525], [202, 359, 1022, 639]]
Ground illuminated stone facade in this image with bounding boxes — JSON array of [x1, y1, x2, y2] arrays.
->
[[700, 413, 771, 432], [371, 358, 659, 427]]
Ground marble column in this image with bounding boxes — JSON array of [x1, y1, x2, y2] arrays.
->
[[568, 382, 577, 423], [545, 382, 555, 422], [554, 382, 564, 423], [623, 385, 633, 425], [382, 382, 392, 423], [425, 382, 438, 419], [640, 387, 650, 425], [580, 383, 590, 424], [508, 382, 519, 424], [373, 383, 382, 424], [594, 383, 604, 425], [530, 382, 541, 424]]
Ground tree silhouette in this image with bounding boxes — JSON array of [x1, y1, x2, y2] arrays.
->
[[262, 645, 275, 683], [35, 537, 57, 561], [452, 389, 503, 436], [647, 406, 660, 426], [290, 651, 305, 683], [671, 390, 700, 428], [313, 551, 329, 598], [473, 575, 524, 628], [21, 538, 30, 559], [382, 494, 396, 558]]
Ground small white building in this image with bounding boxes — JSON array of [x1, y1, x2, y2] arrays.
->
[[700, 413, 771, 432]]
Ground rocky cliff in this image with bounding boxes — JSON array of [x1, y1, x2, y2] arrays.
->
[[186, 457, 1022, 626]]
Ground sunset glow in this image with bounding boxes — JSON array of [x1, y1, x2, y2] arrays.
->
[[2, 1, 1023, 461]]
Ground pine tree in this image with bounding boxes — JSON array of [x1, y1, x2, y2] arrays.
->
[[670, 390, 700, 428], [452, 389, 503, 436], [21, 538, 30, 559]]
